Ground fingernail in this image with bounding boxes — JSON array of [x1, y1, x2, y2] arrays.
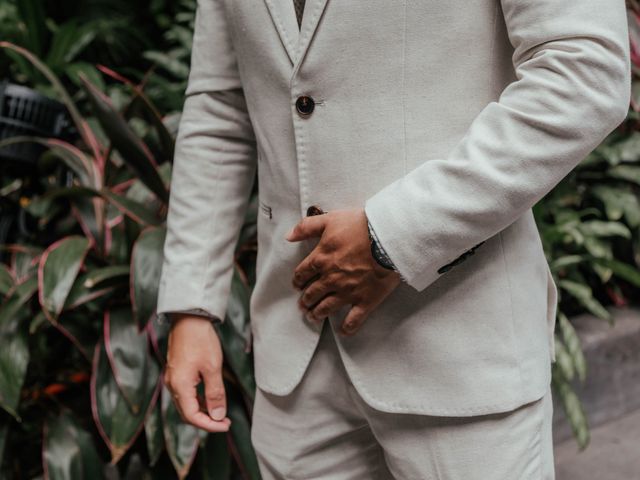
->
[[285, 227, 295, 240], [305, 312, 316, 323], [210, 407, 226, 421]]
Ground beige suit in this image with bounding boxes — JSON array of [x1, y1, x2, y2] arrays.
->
[[157, 0, 630, 421]]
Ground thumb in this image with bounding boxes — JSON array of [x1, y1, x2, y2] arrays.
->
[[203, 364, 227, 421], [285, 214, 327, 242]]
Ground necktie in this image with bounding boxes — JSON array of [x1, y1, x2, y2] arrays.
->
[[293, 0, 306, 29]]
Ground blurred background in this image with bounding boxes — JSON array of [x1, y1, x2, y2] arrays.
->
[[0, 0, 639, 478]]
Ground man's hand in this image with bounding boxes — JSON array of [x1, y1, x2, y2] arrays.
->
[[285, 207, 402, 336], [163, 315, 231, 432]]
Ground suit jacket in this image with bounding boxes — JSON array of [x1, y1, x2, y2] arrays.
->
[[156, 0, 631, 416]]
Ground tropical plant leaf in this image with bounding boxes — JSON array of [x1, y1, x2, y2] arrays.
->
[[558, 312, 587, 383], [100, 189, 161, 226], [553, 335, 575, 382], [217, 268, 256, 398], [38, 236, 91, 322], [0, 265, 14, 297], [579, 220, 631, 239], [15, 0, 46, 57], [587, 256, 640, 287], [608, 164, 640, 185], [64, 272, 117, 312], [0, 42, 102, 160], [553, 369, 590, 450], [0, 413, 10, 468], [53, 312, 101, 362], [98, 65, 175, 161], [144, 399, 165, 467], [557, 279, 611, 321], [79, 74, 169, 203], [91, 337, 161, 463], [161, 383, 200, 480], [83, 265, 130, 289], [43, 409, 105, 480], [0, 136, 99, 188], [0, 276, 37, 420], [227, 389, 261, 480], [10, 247, 42, 283], [198, 431, 231, 480], [46, 19, 97, 68], [104, 307, 153, 415], [131, 226, 166, 330]]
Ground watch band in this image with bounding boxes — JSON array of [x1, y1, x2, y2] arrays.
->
[[367, 218, 397, 271]]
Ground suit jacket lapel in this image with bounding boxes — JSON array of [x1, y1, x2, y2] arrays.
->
[[263, 0, 330, 74]]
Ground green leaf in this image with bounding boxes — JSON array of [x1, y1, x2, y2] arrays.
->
[[608, 165, 640, 185], [0, 136, 99, 188], [0, 42, 102, 160], [217, 268, 256, 398], [549, 255, 584, 272], [100, 189, 161, 226], [79, 75, 169, 203], [227, 390, 261, 480], [131, 226, 166, 329], [38, 236, 91, 322], [0, 413, 10, 467], [45, 19, 96, 68], [64, 270, 118, 312], [53, 312, 101, 362], [553, 369, 590, 450], [43, 409, 105, 480], [579, 220, 631, 239], [198, 431, 231, 480], [15, 0, 46, 57], [558, 312, 587, 383], [11, 247, 42, 283], [0, 265, 14, 296], [557, 279, 611, 321], [587, 256, 640, 287], [144, 400, 165, 467], [0, 276, 37, 420], [91, 336, 161, 463], [161, 383, 200, 480], [82, 265, 130, 289], [553, 336, 575, 382], [105, 307, 152, 415]]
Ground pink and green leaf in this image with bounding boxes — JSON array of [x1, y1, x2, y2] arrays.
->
[[90, 336, 161, 464], [38, 236, 91, 323], [130, 226, 166, 330]]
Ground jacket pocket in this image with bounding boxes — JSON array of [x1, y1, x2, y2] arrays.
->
[[259, 200, 273, 219]]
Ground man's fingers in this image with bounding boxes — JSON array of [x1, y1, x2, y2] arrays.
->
[[299, 273, 338, 309], [293, 249, 332, 290], [203, 365, 227, 421], [340, 304, 369, 336], [308, 293, 346, 323], [285, 214, 327, 242], [173, 379, 231, 432]]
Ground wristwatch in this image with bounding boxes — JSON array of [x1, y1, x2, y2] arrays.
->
[[367, 219, 397, 271]]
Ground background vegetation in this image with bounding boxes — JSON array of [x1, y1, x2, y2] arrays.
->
[[0, 0, 639, 478]]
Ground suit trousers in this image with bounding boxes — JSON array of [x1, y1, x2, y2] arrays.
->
[[250, 318, 555, 480]]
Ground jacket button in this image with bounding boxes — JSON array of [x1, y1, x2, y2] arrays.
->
[[296, 95, 315, 116]]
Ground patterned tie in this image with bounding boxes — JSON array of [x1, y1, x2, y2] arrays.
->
[[293, 0, 306, 29]]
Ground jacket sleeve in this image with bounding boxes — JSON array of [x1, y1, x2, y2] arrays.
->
[[363, 0, 631, 292], [156, 0, 257, 323]]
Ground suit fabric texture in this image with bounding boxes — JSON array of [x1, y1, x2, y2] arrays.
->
[[251, 319, 555, 479], [156, 0, 631, 418]]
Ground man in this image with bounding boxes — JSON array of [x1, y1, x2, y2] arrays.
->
[[157, 0, 631, 477]]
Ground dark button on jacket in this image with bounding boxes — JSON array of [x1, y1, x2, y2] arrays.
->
[[296, 95, 315, 116]]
